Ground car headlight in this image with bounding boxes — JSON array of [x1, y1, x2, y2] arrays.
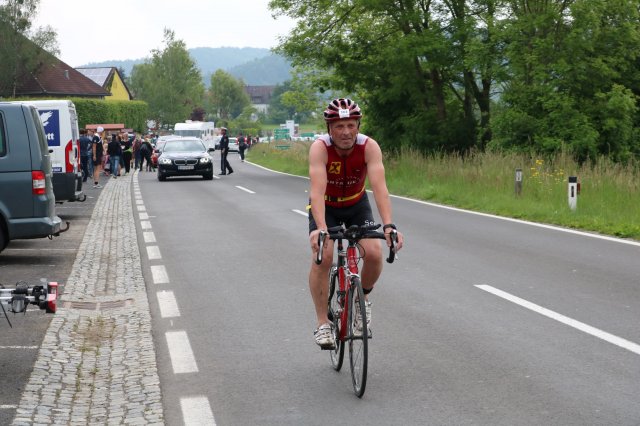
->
[[159, 158, 173, 165], [199, 157, 211, 164]]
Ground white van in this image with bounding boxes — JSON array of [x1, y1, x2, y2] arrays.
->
[[16, 100, 85, 202], [174, 121, 216, 151]]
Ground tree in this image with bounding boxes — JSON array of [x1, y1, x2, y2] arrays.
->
[[208, 69, 250, 120], [129, 29, 204, 127], [0, 0, 59, 97]]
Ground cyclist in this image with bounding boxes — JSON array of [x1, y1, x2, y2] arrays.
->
[[309, 98, 404, 349]]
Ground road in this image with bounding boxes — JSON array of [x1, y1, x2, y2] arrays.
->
[[0, 182, 102, 425], [136, 152, 640, 426]]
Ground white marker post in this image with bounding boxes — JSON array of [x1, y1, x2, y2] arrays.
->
[[568, 176, 578, 211], [515, 168, 523, 196]]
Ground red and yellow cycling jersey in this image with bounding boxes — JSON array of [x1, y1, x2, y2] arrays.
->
[[318, 134, 369, 207]]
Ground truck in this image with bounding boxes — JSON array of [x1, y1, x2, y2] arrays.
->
[[14, 100, 85, 203], [174, 120, 216, 151], [0, 102, 67, 254]]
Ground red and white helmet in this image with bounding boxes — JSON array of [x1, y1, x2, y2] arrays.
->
[[323, 98, 362, 122]]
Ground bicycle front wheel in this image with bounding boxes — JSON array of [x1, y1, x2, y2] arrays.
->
[[328, 265, 344, 371], [348, 277, 368, 397]]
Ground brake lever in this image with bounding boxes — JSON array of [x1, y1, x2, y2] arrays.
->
[[386, 230, 398, 263], [315, 230, 327, 265]]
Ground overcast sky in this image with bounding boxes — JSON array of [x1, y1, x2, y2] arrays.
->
[[32, 0, 297, 67]]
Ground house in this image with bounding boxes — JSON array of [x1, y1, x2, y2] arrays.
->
[[13, 54, 109, 99], [76, 67, 133, 101], [244, 85, 276, 113]]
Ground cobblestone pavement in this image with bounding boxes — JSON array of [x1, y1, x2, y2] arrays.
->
[[12, 172, 164, 425]]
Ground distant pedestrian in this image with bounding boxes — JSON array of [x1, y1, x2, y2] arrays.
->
[[122, 134, 133, 174], [238, 134, 247, 162], [79, 129, 91, 182], [218, 127, 233, 175], [107, 134, 123, 178], [133, 135, 142, 170], [92, 126, 105, 188]]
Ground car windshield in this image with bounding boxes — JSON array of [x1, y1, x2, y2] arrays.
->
[[163, 140, 204, 152]]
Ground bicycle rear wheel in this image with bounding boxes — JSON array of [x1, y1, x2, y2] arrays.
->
[[328, 265, 344, 371], [348, 277, 368, 397]]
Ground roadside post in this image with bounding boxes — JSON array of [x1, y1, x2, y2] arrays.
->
[[515, 168, 523, 196], [568, 176, 578, 210]]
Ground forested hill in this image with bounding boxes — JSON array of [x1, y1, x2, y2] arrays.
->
[[80, 47, 291, 85]]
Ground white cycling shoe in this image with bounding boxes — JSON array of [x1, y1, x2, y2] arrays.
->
[[314, 323, 336, 350]]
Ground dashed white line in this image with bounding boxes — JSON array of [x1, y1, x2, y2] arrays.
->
[[140, 220, 152, 230], [292, 209, 307, 217], [166, 331, 199, 374], [475, 284, 640, 356], [0, 346, 38, 349], [137, 205, 147, 211], [235, 185, 255, 194], [180, 396, 216, 425], [151, 265, 169, 284], [147, 245, 161, 260], [0, 405, 17, 409], [157, 290, 180, 318], [139, 212, 149, 220], [143, 231, 156, 243], [135, 199, 144, 205]]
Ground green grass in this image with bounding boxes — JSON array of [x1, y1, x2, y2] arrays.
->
[[247, 143, 640, 240]]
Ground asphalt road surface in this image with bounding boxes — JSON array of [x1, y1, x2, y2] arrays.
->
[[136, 152, 640, 426], [0, 181, 103, 425]]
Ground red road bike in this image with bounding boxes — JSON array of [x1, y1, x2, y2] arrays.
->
[[316, 223, 397, 397]]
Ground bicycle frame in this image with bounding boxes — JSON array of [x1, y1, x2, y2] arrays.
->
[[335, 237, 361, 342]]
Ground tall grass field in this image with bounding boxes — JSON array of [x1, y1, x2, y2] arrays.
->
[[247, 142, 640, 240]]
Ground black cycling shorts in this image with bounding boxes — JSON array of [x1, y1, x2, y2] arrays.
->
[[308, 192, 374, 234]]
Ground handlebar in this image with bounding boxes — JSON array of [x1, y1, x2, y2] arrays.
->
[[315, 224, 397, 265], [1, 281, 58, 328]]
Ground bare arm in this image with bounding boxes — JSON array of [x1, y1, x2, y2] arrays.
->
[[309, 140, 328, 252]]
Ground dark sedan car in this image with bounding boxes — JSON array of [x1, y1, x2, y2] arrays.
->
[[156, 137, 214, 181]]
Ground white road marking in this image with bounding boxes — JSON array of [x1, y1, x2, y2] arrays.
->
[[0, 405, 17, 409], [0, 346, 38, 349], [140, 220, 152, 230], [136, 199, 144, 205], [475, 284, 640, 356], [235, 185, 255, 194], [180, 396, 216, 425], [156, 290, 180, 318], [139, 212, 149, 220], [137, 205, 146, 211], [166, 331, 199, 374], [151, 265, 169, 284], [143, 231, 156, 243], [147, 245, 161, 260], [292, 209, 307, 217]]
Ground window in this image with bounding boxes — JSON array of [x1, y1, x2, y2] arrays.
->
[[0, 115, 6, 157]]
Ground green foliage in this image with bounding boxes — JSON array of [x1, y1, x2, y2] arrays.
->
[[129, 29, 204, 127], [207, 69, 250, 120]]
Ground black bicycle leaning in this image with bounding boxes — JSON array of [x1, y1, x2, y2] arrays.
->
[[316, 223, 397, 397]]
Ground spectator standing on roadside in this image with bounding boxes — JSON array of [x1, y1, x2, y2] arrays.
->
[[92, 126, 105, 188], [219, 127, 233, 175], [79, 129, 92, 182], [133, 135, 142, 170], [238, 133, 247, 162], [139, 138, 153, 171], [122, 134, 133, 175], [107, 134, 123, 178]]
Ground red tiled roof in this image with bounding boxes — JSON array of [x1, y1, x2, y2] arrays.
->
[[16, 53, 109, 98]]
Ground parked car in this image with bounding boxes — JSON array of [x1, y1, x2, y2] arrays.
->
[[156, 137, 213, 181], [0, 102, 65, 254], [214, 136, 239, 152]]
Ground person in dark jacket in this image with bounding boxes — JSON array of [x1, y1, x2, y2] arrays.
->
[[79, 129, 92, 182], [107, 134, 123, 178], [219, 127, 234, 175], [139, 138, 153, 171]]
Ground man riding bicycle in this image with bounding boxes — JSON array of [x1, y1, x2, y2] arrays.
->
[[309, 98, 404, 349]]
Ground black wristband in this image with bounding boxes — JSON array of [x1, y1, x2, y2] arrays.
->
[[383, 223, 396, 231]]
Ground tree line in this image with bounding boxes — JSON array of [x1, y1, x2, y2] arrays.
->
[[269, 0, 640, 161]]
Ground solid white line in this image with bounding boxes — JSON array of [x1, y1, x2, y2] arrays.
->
[[166, 331, 199, 374], [151, 265, 169, 284], [292, 209, 307, 217], [139, 212, 149, 220], [0, 346, 38, 349], [140, 220, 152, 230], [235, 185, 255, 194], [147, 245, 161, 260], [180, 396, 216, 425], [475, 284, 640, 356], [250, 162, 639, 247], [143, 231, 156, 243], [156, 290, 180, 318]]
